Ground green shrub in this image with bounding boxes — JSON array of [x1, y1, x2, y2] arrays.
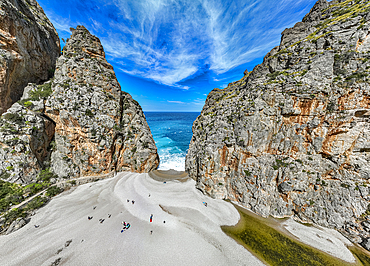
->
[[29, 82, 52, 101], [0, 181, 24, 212], [0, 171, 10, 180], [3, 208, 26, 226], [46, 186, 63, 197], [25, 196, 48, 211], [345, 72, 368, 81], [244, 170, 252, 176], [24, 183, 46, 196], [85, 109, 94, 117], [0, 180, 18, 199], [23, 101, 33, 108], [68, 180, 76, 185], [300, 69, 308, 76], [295, 159, 303, 164], [37, 168, 57, 182], [3, 113, 23, 124], [0, 191, 23, 213], [267, 71, 283, 80], [272, 159, 289, 170]]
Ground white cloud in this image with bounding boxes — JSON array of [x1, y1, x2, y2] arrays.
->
[[167, 100, 185, 104], [46, 13, 73, 33], [192, 98, 206, 105]]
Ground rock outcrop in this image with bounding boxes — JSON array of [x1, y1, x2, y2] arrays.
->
[[45, 26, 159, 178], [0, 0, 60, 115], [186, 0, 370, 247], [0, 24, 159, 183]]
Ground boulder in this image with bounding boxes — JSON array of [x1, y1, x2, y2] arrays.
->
[[5, 217, 28, 234]]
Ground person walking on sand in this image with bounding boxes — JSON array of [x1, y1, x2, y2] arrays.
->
[[150, 214, 153, 223]]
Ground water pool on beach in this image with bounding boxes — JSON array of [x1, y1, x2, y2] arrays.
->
[[222, 204, 370, 266], [145, 112, 200, 171]]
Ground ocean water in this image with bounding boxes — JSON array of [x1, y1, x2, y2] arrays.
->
[[145, 112, 200, 171]]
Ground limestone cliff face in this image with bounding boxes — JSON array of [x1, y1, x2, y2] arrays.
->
[[45, 26, 159, 178], [186, 0, 370, 246], [0, 83, 55, 183], [0, 0, 60, 115]]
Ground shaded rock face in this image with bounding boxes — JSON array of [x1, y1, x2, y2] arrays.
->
[[0, 0, 60, 115], [45, 26, 159, 178], [0, 100, 55, 183], [186, 0, 370, 245]]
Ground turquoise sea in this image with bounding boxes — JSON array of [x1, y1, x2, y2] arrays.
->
[[145, 112, 200, 171]]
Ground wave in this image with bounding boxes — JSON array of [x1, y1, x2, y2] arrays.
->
[[158, 147, 186, 171]]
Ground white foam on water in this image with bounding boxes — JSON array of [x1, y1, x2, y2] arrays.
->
[[158, 147, 186, 171]]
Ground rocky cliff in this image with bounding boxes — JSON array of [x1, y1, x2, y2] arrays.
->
[[186, 0, 370, 248], [0, 0, 60, 115], [0, 85, 55, 183], [46, 26, 159, 178], [0, 25, 159, 184]]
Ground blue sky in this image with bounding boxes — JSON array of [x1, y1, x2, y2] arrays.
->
[[38, 0, 317, 111]]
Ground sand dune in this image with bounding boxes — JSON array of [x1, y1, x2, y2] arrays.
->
[[0, 172, 264, 266]]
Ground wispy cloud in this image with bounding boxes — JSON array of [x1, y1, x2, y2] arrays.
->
[[46, 12, 73, 33], [167, 100, 185, 104], [192, 98, 206, 105], [41, 0, 317, 88]]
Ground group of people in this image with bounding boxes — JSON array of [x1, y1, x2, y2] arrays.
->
[[127, 199, 135, 204], [87, 208, 111, 223], [121, 221, 131, 233]]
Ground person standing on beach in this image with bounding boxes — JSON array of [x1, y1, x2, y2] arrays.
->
[[150, 214, 153, 223]]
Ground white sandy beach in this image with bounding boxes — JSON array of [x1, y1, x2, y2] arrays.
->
[[0, 172, 264, 266], [0, 171, 360, 266]]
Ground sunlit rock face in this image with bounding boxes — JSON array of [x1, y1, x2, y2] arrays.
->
[[45, 26, 159, 178], [0, 0, 60, 115], [186, 0, 370, 247]]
